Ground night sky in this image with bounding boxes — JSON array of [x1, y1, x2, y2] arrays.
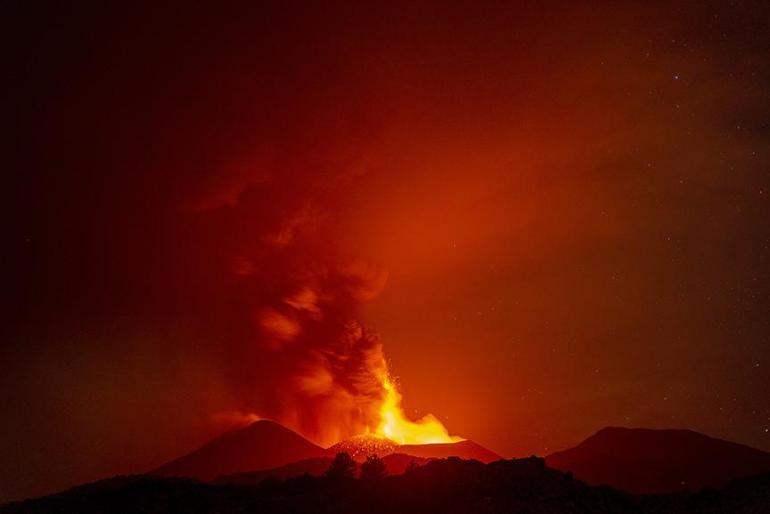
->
[[5, 0, 770, 503]]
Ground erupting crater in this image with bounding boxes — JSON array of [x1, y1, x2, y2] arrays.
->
[[328, 435, 398, 460], [324, 373, 470, 461]]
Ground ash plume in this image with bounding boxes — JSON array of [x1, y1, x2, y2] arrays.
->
[[188, 176, 389, 446]]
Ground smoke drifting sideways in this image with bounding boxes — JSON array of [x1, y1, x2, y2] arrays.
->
[[186, 175, 394, 447]]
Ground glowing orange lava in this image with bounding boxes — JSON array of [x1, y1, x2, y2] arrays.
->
[[374, 374, 463, 445]]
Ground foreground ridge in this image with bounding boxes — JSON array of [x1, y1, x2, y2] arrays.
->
[[4, 457, 770, 514]]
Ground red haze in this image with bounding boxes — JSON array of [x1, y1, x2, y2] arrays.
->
[[5, 0, 770, 504]]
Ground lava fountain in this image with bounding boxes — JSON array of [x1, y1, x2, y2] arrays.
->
[[329, 367, 462, 459], [374, 374, 462, 445]]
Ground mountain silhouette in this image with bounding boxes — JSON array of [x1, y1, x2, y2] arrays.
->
[[545, 426, 770, 494], [151, 420, 329, 481]]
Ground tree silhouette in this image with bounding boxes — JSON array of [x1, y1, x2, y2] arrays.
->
[[360, 455, 387, 481], [325, 452, 357, 480]]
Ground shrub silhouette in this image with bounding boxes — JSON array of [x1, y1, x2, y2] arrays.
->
[[360, 455, 387, 481], [325, 452, 357, 480]]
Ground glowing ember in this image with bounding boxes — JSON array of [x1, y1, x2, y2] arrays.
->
[[328, 434, 398, 460], [373, 374, 463, 445]]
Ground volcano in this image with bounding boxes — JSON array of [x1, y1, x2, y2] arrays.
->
[[545, 426, 770, 494], [215, 433, 499, 484], [153, 420, 499, 482], [151, 420, 330, 481]]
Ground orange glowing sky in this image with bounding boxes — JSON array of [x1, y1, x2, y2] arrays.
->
[[5, 0, 770, 504]]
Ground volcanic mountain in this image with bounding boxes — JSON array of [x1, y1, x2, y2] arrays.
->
[[153, 420, 500, 482], [152, 420, 330, 481], [545, 426, 770, 494]]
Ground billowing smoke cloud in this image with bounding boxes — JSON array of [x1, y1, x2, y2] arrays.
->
[[188, 176, 389, 446]]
